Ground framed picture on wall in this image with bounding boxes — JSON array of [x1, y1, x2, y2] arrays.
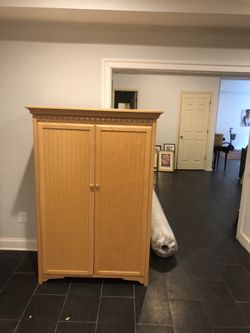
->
[[158, 151, 174, 172], [163, 143, 175, 152], [241, 109, 250, 127]]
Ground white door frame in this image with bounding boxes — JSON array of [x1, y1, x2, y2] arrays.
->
[[102, 58, 250, 170]]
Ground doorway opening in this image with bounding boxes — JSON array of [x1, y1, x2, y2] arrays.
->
[[102, 59, 250, 252], [215, 79, 250, 175], [102, 58, 250, 171]]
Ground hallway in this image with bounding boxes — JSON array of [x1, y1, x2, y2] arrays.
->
[[0, 158, 250, 332]]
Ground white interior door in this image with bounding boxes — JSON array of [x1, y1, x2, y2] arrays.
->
[[237, 134, 250, 253], [177, 92, 211, 169]]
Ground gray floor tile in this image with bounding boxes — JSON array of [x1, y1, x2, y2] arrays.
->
[[135, 270, 172, 325], [164, 261, 200, 300], [0, 274, 37, 319], [0, 320, 18, 333], [196, 280, 233, 301], [219, 265, 250, 301], [238, 302, 250, 326], [169, 300, 212, 333], [102, 279, 133, 297], [203, 298, 246, 328], [16, 294, 65, 333], [0, 256, 23, 290], [97, 297, 134, 333], [56, 322, 96, 333], [136, 324, 174, 333], [36, 278, 71, 295], [61, 279, 101, 322]]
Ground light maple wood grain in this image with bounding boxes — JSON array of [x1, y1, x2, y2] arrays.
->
[[28, 107, 162, 285], [37, 122, 95, 276], [94, 125, 152, 277]]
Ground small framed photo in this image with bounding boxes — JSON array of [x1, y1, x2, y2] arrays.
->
[[155, 145, 161, 152], [154, 151, 158, 170], [163, 143, 175, 152], [241, 109, 250, 127], [154, 146, 161, 170], [158, 151, 174, 172]]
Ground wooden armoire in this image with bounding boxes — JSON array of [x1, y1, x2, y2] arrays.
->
[[27, 106, 162, 285]]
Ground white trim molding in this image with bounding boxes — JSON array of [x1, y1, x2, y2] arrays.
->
[[102, 58, 250, 108], [0, 237, 37, 251]]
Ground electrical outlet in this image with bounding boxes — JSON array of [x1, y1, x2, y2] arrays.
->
[[18, 211, 27, 223]]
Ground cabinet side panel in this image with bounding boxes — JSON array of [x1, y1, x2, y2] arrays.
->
[[32, 118, 43, 283], [94, 125, 152, 277], [37, 123, 94, 275]]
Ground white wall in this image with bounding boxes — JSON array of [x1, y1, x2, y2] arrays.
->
[[216, 79, 250, 149], [1, 21, 250, 248], [113, 73, 220, 154], [237, 134, 250, 253]]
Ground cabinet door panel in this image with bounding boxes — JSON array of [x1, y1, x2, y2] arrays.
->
[[94, 125, 152, 277], [37, 122, 94, 275]]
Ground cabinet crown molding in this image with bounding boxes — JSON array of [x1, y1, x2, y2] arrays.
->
[[26, 106, 163, 121]]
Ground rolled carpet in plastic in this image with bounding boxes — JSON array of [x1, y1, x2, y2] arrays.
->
[[151, 191, 178, 258]]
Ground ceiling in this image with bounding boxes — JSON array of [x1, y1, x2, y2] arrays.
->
[[1, 0, 250, 29]]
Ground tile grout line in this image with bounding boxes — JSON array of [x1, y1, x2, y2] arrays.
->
[[13, 281, 39, 333], [230, 248, 250, 276], [236, 301, 250, 304], [94, 279, 103, 333], [192, 276, 224, 282], [204, 247, 224, 280], [217, 264, 250, 312], [35, 292, 70, 296], [0, 254, 27, 292], [204, 244, 250, 317], [221, 276, 249, 328], [102, 295, 134, 298], [53, 279, 72, 333], [136, 323, 174, 327], [192, 272, 218, 332], [204, 237, 248, 275], [163, 272, 175, 333], [133, 283, 136, 333], [194, 273, 248, 330], [59, 320, 96, 324]]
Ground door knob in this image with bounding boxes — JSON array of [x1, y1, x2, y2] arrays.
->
[[89, 184, 95, 191], [179, 136, 183, 139], [95, 184, 100, 191]]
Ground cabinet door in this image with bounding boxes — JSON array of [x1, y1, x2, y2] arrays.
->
[[94, 124, 152, 277], [37, 122, 94, 276]]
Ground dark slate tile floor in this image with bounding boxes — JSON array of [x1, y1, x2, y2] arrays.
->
[[1, 158, 250, 332]]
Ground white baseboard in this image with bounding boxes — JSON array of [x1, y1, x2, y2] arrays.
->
[[0, 237, 37, 251], [237, 233, 250, 254]]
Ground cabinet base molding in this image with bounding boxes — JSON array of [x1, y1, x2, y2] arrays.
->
[[39, 274, 148, 286]]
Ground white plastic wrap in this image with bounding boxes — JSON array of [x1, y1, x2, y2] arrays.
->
[[151, 191, 178, 258]]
